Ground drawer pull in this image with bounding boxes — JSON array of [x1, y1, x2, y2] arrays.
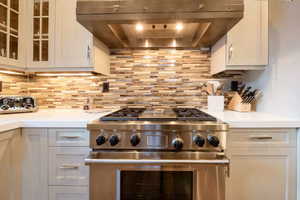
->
[[61, 135, 81, 139], [249, 136, 273, 140], [59, 164, 80, 169]]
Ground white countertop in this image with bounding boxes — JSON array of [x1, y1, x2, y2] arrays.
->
[[0, 109, 112, 132], [0, 109, 299, 133], [203, 110, 300, 128]]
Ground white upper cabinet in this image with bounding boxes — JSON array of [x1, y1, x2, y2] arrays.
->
[[54, 0, 93, 68], [0, 0, 25, 69], [54, 0, 110, 74], [26, 0, 110, 73], [26, 0, 55, 68], [0, 0, 110, 73], [211, 0, 269, 75]]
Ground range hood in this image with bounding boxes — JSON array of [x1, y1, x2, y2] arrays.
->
[[77, 0, 244, 49]]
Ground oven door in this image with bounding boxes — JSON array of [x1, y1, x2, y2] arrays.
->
[[85, 151, 229, 200]]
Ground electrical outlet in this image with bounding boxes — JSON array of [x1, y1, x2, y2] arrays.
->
[[103, 82, 109, 93]]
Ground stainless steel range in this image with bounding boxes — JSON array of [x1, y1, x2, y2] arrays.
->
[[86, 107, 229, 200]]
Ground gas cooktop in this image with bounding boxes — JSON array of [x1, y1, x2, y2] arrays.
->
[[100, 107, 217, 122]]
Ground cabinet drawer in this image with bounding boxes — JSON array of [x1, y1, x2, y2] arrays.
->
[[49, 186, 88, 200], [48, 129, 89, 147], [49, 147, 89, 186], [228, 129, 297, 148]]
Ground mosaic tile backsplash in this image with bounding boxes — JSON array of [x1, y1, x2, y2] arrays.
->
[[0, 49, 229, 109]]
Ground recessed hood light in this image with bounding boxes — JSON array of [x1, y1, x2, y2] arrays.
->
[[176, 23, 183, 31], [136, 24, 144, 32]]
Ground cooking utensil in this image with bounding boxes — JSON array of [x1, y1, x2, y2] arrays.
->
[[216, 83, 225, 96], [207, 81, 221, 96]]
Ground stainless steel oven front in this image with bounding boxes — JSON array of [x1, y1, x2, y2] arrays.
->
[[85, 151, 229, 200]]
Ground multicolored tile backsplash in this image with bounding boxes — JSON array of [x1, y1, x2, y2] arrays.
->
[[0, 49, 233, 109]]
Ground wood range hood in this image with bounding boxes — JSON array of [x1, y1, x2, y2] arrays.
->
[[77, 0, 244, 49]]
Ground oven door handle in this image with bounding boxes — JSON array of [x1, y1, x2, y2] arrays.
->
[[84, 157, 230, 165]]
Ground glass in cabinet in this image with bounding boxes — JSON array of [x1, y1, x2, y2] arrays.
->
[[0, 0, 19, 61], [32, 0, 49, 62]]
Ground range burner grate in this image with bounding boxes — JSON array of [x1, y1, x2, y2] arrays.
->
[[100, 107, 217, 122], [101, 108, 146, 121], [173, 108, 217, 121]]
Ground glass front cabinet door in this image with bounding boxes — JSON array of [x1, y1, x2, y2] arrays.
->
[[27, 0, 54, 68], [0, 0, 25, 68]]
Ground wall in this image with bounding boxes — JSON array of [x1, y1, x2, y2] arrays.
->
[[245, 0, 300, 118], [1, 49, 219, 109]]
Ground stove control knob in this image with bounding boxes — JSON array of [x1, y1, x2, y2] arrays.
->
[[130, 134, 141, 146], [109, 135, 120, 146], [96, 135, 106, 146], [207, 135, 220, 147], [172, 138, 184, 151], [193, 135, 205, 147]]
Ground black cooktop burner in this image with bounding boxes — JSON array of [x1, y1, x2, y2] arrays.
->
[[101, 108, 146, 121], [173, 108, 217, 121], [100, 108, 217, 122]]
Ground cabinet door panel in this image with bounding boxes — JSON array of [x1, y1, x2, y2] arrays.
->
[[0, 129, 22, 200], [22, 128, 48, 200], [49, 186, 88, 200], [226, 148, 296, 200], [49, 147, 89, 186], [227, 0, 268, 66], [0, 0, 25, 67], [0, 137, 11, 200], [55, 0, 92, 67], [27, 0, 54, 68]]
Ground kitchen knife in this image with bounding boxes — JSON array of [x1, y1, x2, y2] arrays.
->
[[242, 90, 256, 104], [241, 87, 252, 98], [249, 90, 262, 103], [244, 90, 261, 104]]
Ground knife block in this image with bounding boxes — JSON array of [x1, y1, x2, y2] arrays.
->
[[227, 92, 255, 112]]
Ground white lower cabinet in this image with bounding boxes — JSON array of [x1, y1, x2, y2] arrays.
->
[[20, 127, 298, 200], [49, 186, 88, 200], [0, 129, 22, 200], [48, 147, 89, 186], [226, 129, 297, 200], [21, 128, 89, 200]]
